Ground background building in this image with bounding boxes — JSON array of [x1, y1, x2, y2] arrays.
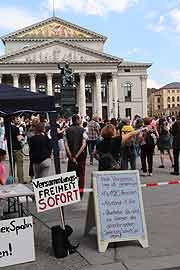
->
[[0, 16, 151, 119], [148, 82, 180, 116]]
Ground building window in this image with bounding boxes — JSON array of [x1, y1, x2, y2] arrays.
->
[[172, 104, 175, 107], [85, 82, 92, 103], [177, 96, 180, 102], [157, 105, 160, 109], [172, 90, 175, 93], [168, 104, 171, 108], [125, 108, 131, 119], [157, 97, 160, 103], [172, 96, 175, 102], [124, 82, 132, 102], [167, 97, 170, 102], [124, 69, 130, 72], [101, 81, 107, 103], [178, 104, 180, 107]]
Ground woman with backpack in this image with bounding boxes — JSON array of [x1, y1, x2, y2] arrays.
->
[[157, 118, 174, 168], [140, 117, 159, 176], [95, 124, 147, 171]]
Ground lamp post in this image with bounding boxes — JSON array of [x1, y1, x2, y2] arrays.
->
[[117, 98, 120, 120]]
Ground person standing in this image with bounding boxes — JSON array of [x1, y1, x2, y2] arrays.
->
[[29, 122, 52, 178], [64, 114, 87, 199], [121, 119, 136, 170], [87, 116, 100, 165], [140, 117, 158, 177], [157, 118, 173, 168], [171, 115, 180, 175], [11, 116, 24, 183], [95, 124, 146, 171], [56, 117, 67, 163]]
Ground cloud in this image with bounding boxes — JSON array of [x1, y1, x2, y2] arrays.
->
[[46, 0, 139, 16], [169, 8, 180, 32], [144, 10, 158, 20], [128, 48, 141, 55], [170, 70, 180, 81], [0, 7, 38, 31], [147, 7, 180, 33], [147, 15, 166, 32], [147, 79, 162, 89]]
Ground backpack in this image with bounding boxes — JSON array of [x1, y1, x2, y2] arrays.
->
[[98, 152, 121, 170], [145, 132, 157, 146]]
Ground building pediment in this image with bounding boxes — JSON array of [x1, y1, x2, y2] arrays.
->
[[1, 17, 106, 41], [0, 40, 121, 64]]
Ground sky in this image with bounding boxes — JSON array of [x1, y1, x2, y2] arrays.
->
[[0, 0, 180, 88]]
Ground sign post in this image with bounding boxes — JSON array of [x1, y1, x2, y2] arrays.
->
[[85, 170, 148, 252]]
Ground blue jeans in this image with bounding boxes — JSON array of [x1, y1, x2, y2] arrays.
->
[[88, 140, 97, 163], [121, 145, 136, 170]]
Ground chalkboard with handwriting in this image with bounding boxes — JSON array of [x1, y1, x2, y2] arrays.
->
[[93, 170, 148, 252]]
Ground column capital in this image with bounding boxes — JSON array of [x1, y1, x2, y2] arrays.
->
[[46, 73, 53, 78], [30, 73, 36, 78], [95, 72, 102, 79], [140, 74, 148, 80], [12, 73, 19, 78], [112, 72, 118, 79], [79, 72, 86, 79]]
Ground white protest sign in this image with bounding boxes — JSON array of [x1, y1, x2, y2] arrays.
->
[[0, 216, 35, 268], [93, 170, 148, 252], [32, 171, 80, 213]]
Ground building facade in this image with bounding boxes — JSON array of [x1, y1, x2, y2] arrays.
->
[[0, 17, 151, 119], [148, 82, 180, 117]]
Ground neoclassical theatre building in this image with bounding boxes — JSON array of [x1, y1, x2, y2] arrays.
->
[[0, 16, 151, 119]]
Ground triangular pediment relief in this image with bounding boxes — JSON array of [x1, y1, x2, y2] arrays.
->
[[2, 17, 106, 41], [0, 41, 121, 63], [18, 21, 92, 39]]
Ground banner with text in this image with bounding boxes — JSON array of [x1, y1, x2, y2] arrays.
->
[[32, 171, 80, 213], [0, 216, 35, 268]]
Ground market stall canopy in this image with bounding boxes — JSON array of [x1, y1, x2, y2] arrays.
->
[[0, 83, 55, 115]]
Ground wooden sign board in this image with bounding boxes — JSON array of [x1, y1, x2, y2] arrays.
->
[[89, 170, 148, 252]]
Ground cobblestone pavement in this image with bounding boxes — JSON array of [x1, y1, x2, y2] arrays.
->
[[3, 152, 180, 270]]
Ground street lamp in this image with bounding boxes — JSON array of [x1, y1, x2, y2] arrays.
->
[[117, 98, 120, 120]]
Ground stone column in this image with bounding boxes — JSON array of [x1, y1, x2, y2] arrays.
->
[[92, 81, 97, 115], [13, 73, 19, 88], [30, 73, 36, 92], [79, 73, 86, 117], [108, 79, 113, 119], [47, 73, 53, 96], [112, 73, 118, 118], [0, 74, 2, 84], [140, 75, 148, 116], [95, 73, 102, 118]]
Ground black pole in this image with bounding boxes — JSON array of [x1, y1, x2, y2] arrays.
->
[[49, 112, 61, 174], [4, 115, 14, 177]]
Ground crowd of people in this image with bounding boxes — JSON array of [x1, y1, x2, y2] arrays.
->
[[0, 113, 180, 202]]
